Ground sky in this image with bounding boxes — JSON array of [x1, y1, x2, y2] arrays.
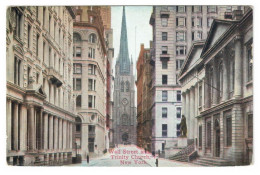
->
[[111, 6, 153, 76]]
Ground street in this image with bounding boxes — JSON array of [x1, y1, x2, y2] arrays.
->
[[69, 145, 199, 167]]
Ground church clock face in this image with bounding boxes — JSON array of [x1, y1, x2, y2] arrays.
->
[[121, 98, 128, 106]]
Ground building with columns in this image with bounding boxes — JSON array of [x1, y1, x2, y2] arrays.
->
[[112, 7, 137, 145], [178, 8, 253, 165], [6, 6, 76, 165], [136, 43, 153, 151], [73, 6, 108, 159], [149, 5, 245, 154]]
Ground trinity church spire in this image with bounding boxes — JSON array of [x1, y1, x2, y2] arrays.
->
[[118, 6, 130, 74]]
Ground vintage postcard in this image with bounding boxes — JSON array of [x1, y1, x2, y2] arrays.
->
[[6, 5, 253, 167]]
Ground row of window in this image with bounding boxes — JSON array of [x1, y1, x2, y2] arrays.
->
[[73, 78, 96, 91], [76, 95, 96, 108], [161, 31, 203, 43], [73, 63, 97, 75], [72, 47, 96, 59], [161, 6, 220, 13], [161, 46, 187, 56], [162, 107, 181, 118], [162, 17, 214, 28], [161, 123, 181, 137], [161, 90, 181, 102]]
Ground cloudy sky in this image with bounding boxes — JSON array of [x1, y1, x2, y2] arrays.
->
[[111, 6, 153, 76]]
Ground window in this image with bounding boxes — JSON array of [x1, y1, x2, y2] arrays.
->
[[88, 64, 96, 75], [54, 22, 56, 39], [206, 121, 211, 148], [176, 17, 186, 27], [199, 85, 202, 106], [176, 31, 186, 41], [121, 81, 124, 92], [177, 124, 181, 136], [162, 124, 167, 137], [73, 63, 82, 74], [176, 46, 186, 56], [27, 24, 31, 49], [88, 95, 95, 108], [192, 18, 195, 27], [226, 6, 232, 12], [247, 44, 253, 81], [177, 91, 181, 101], [88, 79, 96, 91], [162, 59, 168, 69], [125, 81, 130, 92], [75, 47, 81, 57], [75, 78, 81, 90], [207, 6, 217, 13], [162, 46, 168, 54], [177, 6, 185, 13], [197, 31, 202, 40], [49, 16, 51, 32], [248, 114, 253, 138], [14, 57, 21, 86], [192, 32, 195, 41], [73, 33, 81, 42], [176, 59, 184, 70], [176, 107, 181, 118], [43, 7, 46, 26], [162, 143, 165, 151], [27, 66, 31, 86], [76, 95, 81, 107], [207, 18, 214, 27], [197, 18, 202, 27], [13, 8, 22, 38], [162, 108, 167, 118], [89, 33, 96, 43], [161, 6, 168, 11], [43, 42, 45, 62], [36, 73, 39, 84], [162, 91, 168, 101], [226, 115, 232, 146], [162, 32, 167, 41], [88, 48, 95, 58], [161, 17, 168, 27], [75, 117, 81, 132], [162, 75, 168, 85], [199, 125, 202, 147], [36, 34, 39, 57], [192, 6, 202, 13]]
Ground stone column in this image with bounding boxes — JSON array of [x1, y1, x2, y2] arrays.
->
[[13, 102, 19, 150], [59, 118, 62, 150], [28, 105, 35, 150], [70, 122, 73, 149], [63, 120, 66, 150], [190, 87, 195, 139], [222, 49, 229, 101], [182, 92, 186, 116], [212, 59, 218, 106], [81, 123, 89, 160], [194, 84, 198, 144], [219, 112, 224, 158], [185, 90, 190, 138], [39, 109, 43, 150], [43, 113, 48, 150], [49, 115, 53, 150], [20, 104, 27, 151], [204, 67, 210, 109], [202, 118, 206, 156], [6, 99, 12, 151], [234, 35, 243, 99], [54, 116, 58, 150]]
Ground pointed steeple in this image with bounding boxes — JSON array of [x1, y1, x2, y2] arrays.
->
[[118, 6, 130, 74]]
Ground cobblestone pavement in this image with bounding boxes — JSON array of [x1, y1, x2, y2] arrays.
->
[[68, 145, 199, 167]]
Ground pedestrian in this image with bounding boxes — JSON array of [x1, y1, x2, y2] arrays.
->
[[155, 158, 158, 167], [87, 154, 89, 164]]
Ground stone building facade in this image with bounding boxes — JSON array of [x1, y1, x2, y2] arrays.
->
[[178, 8, 253, 165], [73, 6, 108, 158], [112, 7, 136, 145], [6, 6, 76, 165], [149, 5, 244, 153], [136, 43, 153, 151]]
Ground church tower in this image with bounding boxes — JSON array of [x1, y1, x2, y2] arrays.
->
[[112, 6, 136, 145]]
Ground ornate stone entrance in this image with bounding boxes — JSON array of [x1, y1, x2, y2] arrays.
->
[[122, 132, 129, 144]]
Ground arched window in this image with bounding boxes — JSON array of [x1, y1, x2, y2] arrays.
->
[[73, 33, 81, 42], [76, 95, 81, 107], [219, 61, 223, 100], [122, 114, 128, 125], [89, 33, 96, 43], [125, 81, 130, 92], [121, 81, 124, 92]]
